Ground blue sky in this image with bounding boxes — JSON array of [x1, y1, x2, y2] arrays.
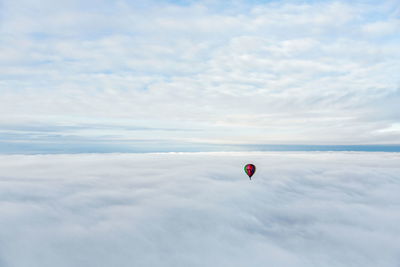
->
[[1, 0, 399, 153]]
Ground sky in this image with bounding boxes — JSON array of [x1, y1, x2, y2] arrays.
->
[[1, 0, 400, 153], [0, 151, 399, 267]]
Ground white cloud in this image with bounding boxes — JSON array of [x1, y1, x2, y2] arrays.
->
[[0, 152, 399, 266], [362, 19, 400, 37], [0, 0, 399, 146]]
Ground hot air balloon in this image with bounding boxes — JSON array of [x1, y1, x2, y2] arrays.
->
[[244, 164, 256, 180]]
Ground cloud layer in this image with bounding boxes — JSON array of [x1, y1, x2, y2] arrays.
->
[[0, 152, 399, 267], [0, 0, 399, 147]]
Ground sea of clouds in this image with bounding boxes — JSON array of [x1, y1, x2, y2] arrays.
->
[[0, 152, 399, 267]]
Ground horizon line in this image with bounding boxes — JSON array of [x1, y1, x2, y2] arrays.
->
[[1, 143, 400, 155]]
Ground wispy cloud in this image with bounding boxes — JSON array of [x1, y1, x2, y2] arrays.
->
[[1, 0, 399, 149]]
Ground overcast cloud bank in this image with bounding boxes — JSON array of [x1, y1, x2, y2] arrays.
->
[[1, 0, 399, 147], [0, 152, 399, 267]]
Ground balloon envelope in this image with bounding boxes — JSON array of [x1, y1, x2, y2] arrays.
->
[[244, 164, 256, 178]]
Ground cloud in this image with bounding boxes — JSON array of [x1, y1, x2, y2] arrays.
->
[[0, 0, 399, 147], [0, 152, 399, 266]]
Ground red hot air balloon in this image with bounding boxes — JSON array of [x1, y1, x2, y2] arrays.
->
[[244, 164, 256, 180]]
